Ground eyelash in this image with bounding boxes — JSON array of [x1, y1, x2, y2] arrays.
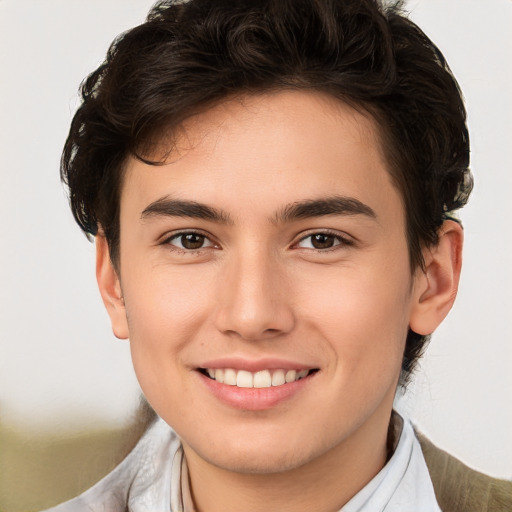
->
[[162, 230, 218, 254], [294, 230, 354, 251], [162, 229, 353, 254]]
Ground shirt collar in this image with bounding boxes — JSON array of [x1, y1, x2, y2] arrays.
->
[[46, 412, 440, 512], [340, 414, 441, 511], [174, 413, 441, 512]]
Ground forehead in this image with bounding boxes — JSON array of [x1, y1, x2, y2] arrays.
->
[[121, 90, 399, 223], [168, 91, 385, 171]]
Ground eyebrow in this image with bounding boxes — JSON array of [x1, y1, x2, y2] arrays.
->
[[273, 196, 376, 223], [140, 195, 376, 224], [141, 197, 233, 224]]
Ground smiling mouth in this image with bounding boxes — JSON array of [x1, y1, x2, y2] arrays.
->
[[198, 368, 319, 388]]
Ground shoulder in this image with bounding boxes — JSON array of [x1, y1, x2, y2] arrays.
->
[[42, 411, 180, 512], [417, 432, 512, 512]]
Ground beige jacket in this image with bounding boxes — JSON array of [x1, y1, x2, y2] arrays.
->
[[418, 433, 512, 512]]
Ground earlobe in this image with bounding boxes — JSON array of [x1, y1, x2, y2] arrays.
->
[[96, 234, 129, 340], [409, 220, 463, 336]]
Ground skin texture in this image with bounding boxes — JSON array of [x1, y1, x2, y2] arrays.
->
[[97, 91, 463, 512]]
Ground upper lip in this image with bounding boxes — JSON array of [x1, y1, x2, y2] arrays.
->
[[197, 357, 317, 373]]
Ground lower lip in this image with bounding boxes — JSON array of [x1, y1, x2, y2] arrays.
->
[[198, 371, 316, 411]]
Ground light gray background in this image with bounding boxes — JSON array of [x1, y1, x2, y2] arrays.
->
[[1, 0, 511, 479]]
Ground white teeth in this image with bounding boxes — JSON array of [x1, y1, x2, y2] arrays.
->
[[285, 369, 297, 383], [271, 369, 286, 386], [236, 370, 253, 388], [214, 369, 224, 383], [253, 370, 272, 388], [224, 368, 237, 386], [205, 368, 313, 388], [296, 369, 309, 379]]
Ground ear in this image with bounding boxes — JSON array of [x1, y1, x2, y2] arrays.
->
[[96, 234, 129, 340], [409, 220, 464, 335]]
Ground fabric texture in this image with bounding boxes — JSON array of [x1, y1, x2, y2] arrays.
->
[[417, 433, 512, 512], [341, 415, 440, 511], [43, 413, 444, 512]]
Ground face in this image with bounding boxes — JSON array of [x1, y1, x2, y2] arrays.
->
[[104, 91, 428, 474]]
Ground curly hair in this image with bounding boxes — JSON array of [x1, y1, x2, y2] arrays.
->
[[61, 0, 472, 383]]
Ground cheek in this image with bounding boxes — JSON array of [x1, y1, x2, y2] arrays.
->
[[120, 266, 214, 390], [296, 263, 411, 374], [124, 262, 212, 336], [123, 280, 213, 425]]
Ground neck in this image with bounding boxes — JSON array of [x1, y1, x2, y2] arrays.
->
[[183, 410, 396, 512]]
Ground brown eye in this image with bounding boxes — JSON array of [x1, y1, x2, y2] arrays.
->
[[168, 232, 213, 250], [181, 233, 205, 249], [297, 232, 350, 250], [310, 233, 336, 249]]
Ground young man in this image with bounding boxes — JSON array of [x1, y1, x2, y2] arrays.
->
[[45, 0, 505, 510]]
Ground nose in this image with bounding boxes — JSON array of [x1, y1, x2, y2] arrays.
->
[[213, 250, 295, 341]]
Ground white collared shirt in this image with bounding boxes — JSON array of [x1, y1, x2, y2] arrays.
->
[[45, 413, 441, 512]]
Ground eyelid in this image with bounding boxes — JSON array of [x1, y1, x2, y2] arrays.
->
[[161, 229, 219, 251], [293, 229, 354, 250], [158, 228, 354, 252]]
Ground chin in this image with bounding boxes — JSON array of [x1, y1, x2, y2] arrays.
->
[[202, 447, 312, 475], [183, 429, 328, 475]]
